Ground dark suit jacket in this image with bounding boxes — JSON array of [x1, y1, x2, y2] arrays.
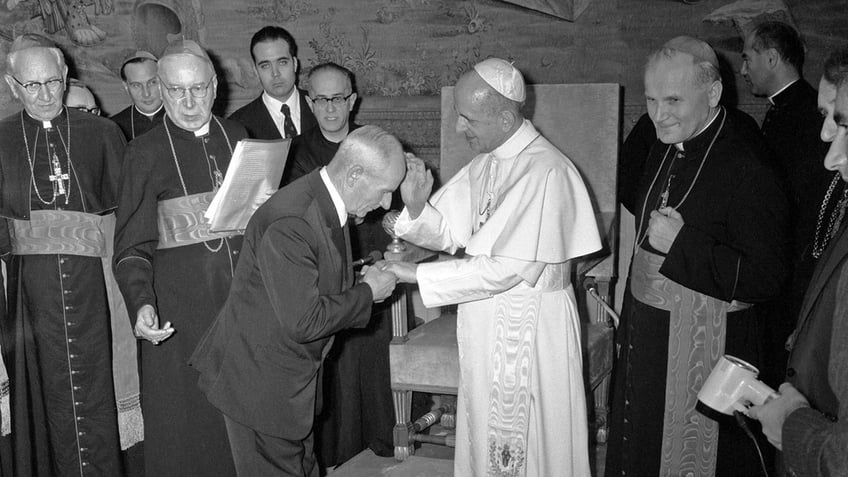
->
[[782, 223, 848, 476], [228, 89, 317, 140], [190, 170, 373, 440]]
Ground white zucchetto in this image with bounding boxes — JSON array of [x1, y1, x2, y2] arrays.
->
[[473, 58, 526, 102]]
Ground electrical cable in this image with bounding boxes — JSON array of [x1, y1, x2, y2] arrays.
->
[[734, 410, 770, 477]]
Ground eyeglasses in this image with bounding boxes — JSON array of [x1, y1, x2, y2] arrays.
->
[[310, 93, 354, 108], [70, 105, 100, 115], [128, 77, 160, 92], [10, 76, 64, 95], [160, 76, 215, 100]]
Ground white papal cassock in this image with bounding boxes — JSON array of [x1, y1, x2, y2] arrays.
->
[[395, 120, 601, 476]]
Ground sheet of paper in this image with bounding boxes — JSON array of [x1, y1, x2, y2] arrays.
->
[[205, 138, 290, 233]]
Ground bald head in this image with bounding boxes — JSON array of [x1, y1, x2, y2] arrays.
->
[[65, 79, 99, 115], [327, 125, 406, 219]]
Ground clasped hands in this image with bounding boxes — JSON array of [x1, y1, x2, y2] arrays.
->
[[360, 260, 419, 303], [648, 206, 684, 253]]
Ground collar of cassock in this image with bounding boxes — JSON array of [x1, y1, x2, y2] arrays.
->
[[768, 79, 801, 108], [23, 106, 67, 129], [676, 106, 726, 155], [165, 114, 211, 138]]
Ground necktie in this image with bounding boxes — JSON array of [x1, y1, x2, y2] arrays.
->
[[280, 104, 298, 138]]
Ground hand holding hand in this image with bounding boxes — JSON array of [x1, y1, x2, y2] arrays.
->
[[361, 264, 399, 302], [382, 261, 418, 284], [748, 382, 810, 450], [134, 304, 175, 345], [648, 207, 684, 253], [400, 153, 433, 220]]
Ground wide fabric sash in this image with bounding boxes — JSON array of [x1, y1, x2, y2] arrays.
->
[[485, 263, 570, 476], [629, 249, 753, 477], [9, 210, 143, 449], [157, 192, 237, 249]]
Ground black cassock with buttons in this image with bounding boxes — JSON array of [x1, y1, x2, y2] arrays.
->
[[607, 106, 792, 477], [0, 108, 125, 476], [114, 115, 246, 477]]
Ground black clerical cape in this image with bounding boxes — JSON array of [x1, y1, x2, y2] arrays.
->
[[110, 105, 165, 142], [758, 80, 842, 386], [0, 108, 126, 476], [608, 107, 791, 477], [114, 115, 246, 477]]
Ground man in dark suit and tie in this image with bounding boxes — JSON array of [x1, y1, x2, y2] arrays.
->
[[190, 125, 405, 476], [229, 25, 317, 140]]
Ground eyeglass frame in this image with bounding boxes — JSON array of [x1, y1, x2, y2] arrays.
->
[[9, 76, 64, 95], [159, 75, 216, 100], [309, 92, 355, 108], [70, 105, 101, 115]]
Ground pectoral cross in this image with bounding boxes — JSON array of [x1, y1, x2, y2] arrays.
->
[[49, 149, 69, 198], [659, 174, 674, 209], [210, 155, 224, 189]]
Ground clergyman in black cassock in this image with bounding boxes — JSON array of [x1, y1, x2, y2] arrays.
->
[[607, 37, 791, 477], [113, 40, 245, 477], [1, 37, 137, 476]]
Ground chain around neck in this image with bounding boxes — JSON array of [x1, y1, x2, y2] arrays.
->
[[20, 109, 73, 206]]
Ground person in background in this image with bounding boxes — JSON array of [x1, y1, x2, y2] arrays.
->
[[110, 51, 164, 141], [741, 20, 834, 387], [65, 78, 100, 115], [229, 25, 316, 141], [749, 45, 848, 477], [283, 62, 395, 468]]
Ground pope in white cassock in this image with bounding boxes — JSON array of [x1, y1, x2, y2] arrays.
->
[[385, 58, 601, 476]]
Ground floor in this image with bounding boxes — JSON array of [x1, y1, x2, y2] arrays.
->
[[331, 436, 608, 477]]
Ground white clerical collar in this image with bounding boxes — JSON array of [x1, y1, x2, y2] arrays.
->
[[675, 108, 720, 151], [491, 119, 536, 159], [262, 90, 301, 135], [135, 104, 163, 118], [26, 110, 58, 129], [319, 167, 347, 226], [768, 79, 798, 105], [193, 122, 211, 137]]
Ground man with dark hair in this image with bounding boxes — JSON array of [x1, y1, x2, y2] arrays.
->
[[229, 26, 317, 140], [750, 46, 848, 477], [191, 125, 403, 476], [607, 36, 790, 476], [0, 33, 139, 476], [110, 51, 164, 141], [741, 21, 833, 386], [114, 39, 247, 476]]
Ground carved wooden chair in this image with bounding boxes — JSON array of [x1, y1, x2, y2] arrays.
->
[[387, 83, 621, 460]]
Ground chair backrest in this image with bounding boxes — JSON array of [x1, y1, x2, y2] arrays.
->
[[439, 83, 621, 248]]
